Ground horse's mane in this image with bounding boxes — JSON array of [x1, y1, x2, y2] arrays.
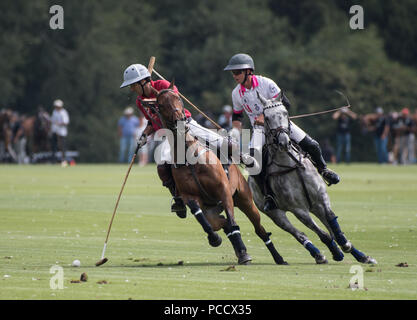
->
[[157, 88, 176, 98]]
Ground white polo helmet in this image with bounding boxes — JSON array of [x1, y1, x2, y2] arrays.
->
[[120, 64, 151, 88]]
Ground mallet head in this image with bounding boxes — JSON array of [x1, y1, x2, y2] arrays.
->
[[95, 258, 108, 267]]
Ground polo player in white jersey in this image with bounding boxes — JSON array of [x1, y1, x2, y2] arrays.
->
[[224, 53, 340, 212]]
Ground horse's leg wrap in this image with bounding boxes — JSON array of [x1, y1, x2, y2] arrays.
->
[[328, 216, 349, 247], [350, 246, 367, 262], [262, 232, 287, 265], [187, 200, 221, 247], [302, 239, 320, 258], [302, 238, 327, 264], [223, 225, 251, 264], [188, 200, 212, 234], [318, 233, 344, 262], [328, 239, 344, 261], [224, 225, 246, 252]]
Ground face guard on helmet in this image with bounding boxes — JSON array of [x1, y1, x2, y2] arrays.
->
[[120, 64, 151, 88]]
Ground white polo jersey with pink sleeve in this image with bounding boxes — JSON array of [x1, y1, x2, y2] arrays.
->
[[231, 75, 306, 149]]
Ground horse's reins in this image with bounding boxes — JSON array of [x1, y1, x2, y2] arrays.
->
[[263, 103, 313, 209], [158, 89, 235, 167], [156, 89, 229, 205]]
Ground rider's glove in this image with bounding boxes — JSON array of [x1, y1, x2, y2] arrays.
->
[[228, 127, 241, 144], [137, 133, 147, 148]]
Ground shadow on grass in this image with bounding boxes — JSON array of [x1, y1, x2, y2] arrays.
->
[[91, 260, 330, 268]]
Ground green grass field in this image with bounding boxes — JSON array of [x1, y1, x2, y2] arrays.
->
[[0, 163, 416, 300]]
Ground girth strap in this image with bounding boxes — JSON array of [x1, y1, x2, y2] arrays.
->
[[189, 166, 218, 205], [267, 151, 313, 210], [295, 166, 313, 209]]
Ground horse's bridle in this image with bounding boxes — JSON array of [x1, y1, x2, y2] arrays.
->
[[156, 89, 188, 132], [262, 103, 291, 149]]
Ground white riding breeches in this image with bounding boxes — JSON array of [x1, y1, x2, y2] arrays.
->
[[154, 119, 228, 164]]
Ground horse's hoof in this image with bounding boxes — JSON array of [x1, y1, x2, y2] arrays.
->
[[274, 256, 289, 265], [237, 251, 252, 265], [341, 241, 353, 253], [175, 210, 187, 219], [315, 254, 328, 264], [238, 258, 252, 265], [332, 252, 344, 262], [361, 256, 378, 264], [207, 233, 222, 247]]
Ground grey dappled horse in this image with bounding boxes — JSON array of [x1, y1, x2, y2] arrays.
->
[[248, 92, 377, 265]]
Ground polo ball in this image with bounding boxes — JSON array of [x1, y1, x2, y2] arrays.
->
[[72, 259, 81, 267]]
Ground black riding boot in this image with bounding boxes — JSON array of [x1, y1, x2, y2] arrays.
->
[[298, 135, 340, 185], [157, 164, 187, 218], [263, 181, 277, 212], [250, 148, 277, 212]]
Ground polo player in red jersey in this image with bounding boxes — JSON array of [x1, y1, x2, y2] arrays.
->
[[120, 64, 254, 219]]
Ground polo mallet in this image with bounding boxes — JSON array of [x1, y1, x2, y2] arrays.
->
[[289, 90, 351, 119], [151, 68, 222, 130], [95, 143, 141, 266], [95, 57, 155, 267], [151, 67, 258, 167]]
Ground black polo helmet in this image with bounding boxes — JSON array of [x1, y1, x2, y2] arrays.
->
[[224, 53, 255, 71]]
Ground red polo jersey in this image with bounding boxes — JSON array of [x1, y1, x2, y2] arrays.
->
[[136, 80, 191, 131]]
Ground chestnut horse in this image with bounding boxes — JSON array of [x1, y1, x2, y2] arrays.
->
[[22, 108, 51, 157], [0, 109, 16, 161], [155, 85, 287, 265]]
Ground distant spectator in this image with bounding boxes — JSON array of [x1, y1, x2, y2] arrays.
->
[[194, 111, 217, 129], [10, 112, 27, 164], [332, 107, 357, 163], [362, 107, 390, 164], [397, 108, 416, 164], [321, 138, 336, 164], [118, 106, 139, 163], [135, 111, 149, 166], [413, 109, 417, 162], [218, 105, 233, 131], [50, 99, 70, 165], [388, 111, 401, 164]]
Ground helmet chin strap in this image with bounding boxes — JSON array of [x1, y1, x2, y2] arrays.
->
[[140, 78, 151, 97], [241, 70, 253, 86]]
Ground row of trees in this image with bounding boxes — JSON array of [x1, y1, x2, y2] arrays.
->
[[1, 0, 416, 161]]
